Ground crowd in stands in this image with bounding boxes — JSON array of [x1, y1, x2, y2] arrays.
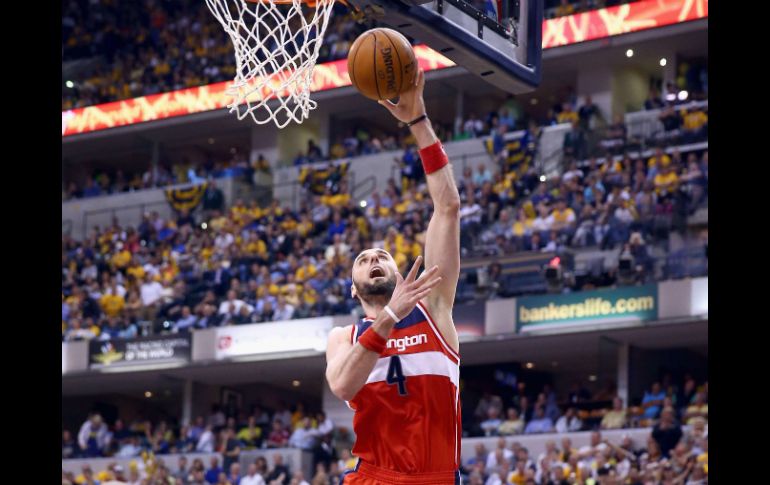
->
[[543, 0, 639, 19], [62, 0, 656, 111], [62, 374, 707, 484], [461, 377, 708, 484], [62, 0, 376, 109], [63, 150, 264, 201], [468, 375, 707, 438], [460, 424, 707, 484], [62, 117, 708, 339], [63, 401, 355, 484]]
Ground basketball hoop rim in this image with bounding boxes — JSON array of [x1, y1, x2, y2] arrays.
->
[[246, 0, 348, 7]]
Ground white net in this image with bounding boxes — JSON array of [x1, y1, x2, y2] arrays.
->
[[205, 0, 337, 128]]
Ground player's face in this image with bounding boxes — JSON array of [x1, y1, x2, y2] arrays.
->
[[351, 249, 398, 302]]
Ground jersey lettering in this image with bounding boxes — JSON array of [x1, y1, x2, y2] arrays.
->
[[386, 333, 427, 352]]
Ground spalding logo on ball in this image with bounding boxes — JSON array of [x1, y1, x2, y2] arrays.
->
[[348, 28, 418, 101]]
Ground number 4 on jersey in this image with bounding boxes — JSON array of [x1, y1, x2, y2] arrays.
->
[[386, 355, 408, 396]]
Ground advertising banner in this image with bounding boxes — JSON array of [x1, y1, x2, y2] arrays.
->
[[89, 334, 191, 369], [517, 284, 657, 332]]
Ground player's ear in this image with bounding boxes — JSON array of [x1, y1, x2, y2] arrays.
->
[[350, 284, 357, 299]]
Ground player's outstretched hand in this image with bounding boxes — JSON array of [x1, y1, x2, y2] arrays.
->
[[386, 255, 441, 320], [378, 69, 426, 123]]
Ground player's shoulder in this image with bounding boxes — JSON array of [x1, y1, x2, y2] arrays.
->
[[328, 325, 354, 344]]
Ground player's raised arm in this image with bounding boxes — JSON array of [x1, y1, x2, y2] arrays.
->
[[379, 70, 461, 351]]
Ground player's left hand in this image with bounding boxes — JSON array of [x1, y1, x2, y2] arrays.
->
[[378, 69, 426, 123]]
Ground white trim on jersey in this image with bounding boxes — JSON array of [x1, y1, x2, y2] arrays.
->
[[455, 384, 460, 464], [416, 302, 461, 362], [366, 351, 460, 387]]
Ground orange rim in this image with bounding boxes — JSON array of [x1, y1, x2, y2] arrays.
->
[[246, 0, 349, 7]]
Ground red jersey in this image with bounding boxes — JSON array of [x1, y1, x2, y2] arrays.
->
[[348, 302, 461, 474]]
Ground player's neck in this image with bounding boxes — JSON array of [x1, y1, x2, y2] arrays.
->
[[360, 299, 387, 321]]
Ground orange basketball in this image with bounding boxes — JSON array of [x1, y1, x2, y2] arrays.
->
[[347, 28, 418, 101]]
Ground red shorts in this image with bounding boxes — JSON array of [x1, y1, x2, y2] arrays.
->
[[340, 461, 460, 485]]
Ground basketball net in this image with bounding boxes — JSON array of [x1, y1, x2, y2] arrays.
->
[[205, 0, 337, 128]]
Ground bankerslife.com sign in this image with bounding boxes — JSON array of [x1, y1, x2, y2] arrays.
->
[[516, 284, 658, 332]]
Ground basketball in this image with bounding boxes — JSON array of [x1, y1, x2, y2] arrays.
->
[[347, 28, 418, 101]]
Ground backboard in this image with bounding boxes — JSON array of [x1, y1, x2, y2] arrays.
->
[[347, 0, 542, 94]]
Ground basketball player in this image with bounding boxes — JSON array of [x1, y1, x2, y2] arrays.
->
[[326, 69, 463, 484]]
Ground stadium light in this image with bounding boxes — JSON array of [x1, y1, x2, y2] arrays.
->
[[65, 80, 75, 88], [659, 58, 667, 66], [625, 49, 633, 58]]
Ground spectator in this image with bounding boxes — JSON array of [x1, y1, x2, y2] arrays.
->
[[641, 382, 667, 420], [220, 427, 242, 473], [266, 421, 290, 448], [241, 463, 266, 485], [473, 164, 493, 187], [681, 106, 708, 142], [289, 417, 317, 451], [485, 438, 514, 470], [524, 407, 554, 434], [480, 407, 503, 437], [676, 378, 698, 415], [189, 469, 208, 485], [644, 88, 665, 110], [174, 456, 189, 484], [237, 416, 263, 450], [266, 454, 290, 485], [463, 113, 485, 137], [218, 290, 252, 317], [652, 407, 683, 458], [578, 95, 601, 130], [683, 392, 708, 425], [64, 318, 96, 341], [62, 430, 77, 459], [140, 273, 164, 313], [116, 436, 142, 458], [228, 463, 242, 485], [554, 407, 582, 433], [175, 305, 198, 332], [197, 425, 216, 453], [338, 449, 357, 471], [653, 164, 679, 199], [77, 414, 110, 457], [289, 471, 310, 485], [680, 153, 706, 209], [474, 392, 504, 422], [601, 397, 628, 430], [557, 102, 578, 125], [315, 411, 334, 438], [555, 0, 575, 17], [498, 408, 524, 436], [272, 296, 295, 322], [206, 457, 225, 485], [658, 103, 682, 133]]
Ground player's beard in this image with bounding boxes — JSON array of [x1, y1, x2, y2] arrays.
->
[[354, 276, 396, 305]]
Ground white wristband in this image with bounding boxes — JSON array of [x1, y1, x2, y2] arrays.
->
[[383, 305, 400, 323]]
